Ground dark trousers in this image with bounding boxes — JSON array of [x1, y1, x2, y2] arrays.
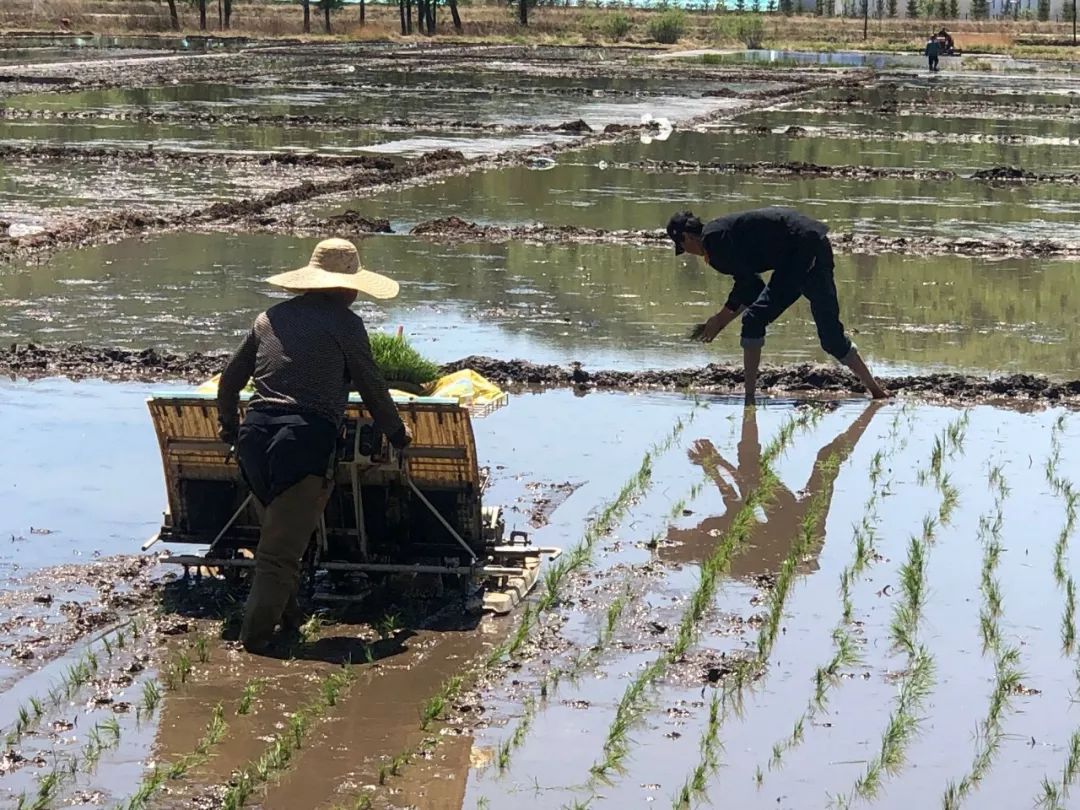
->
[[236, 409, 337, 651], [929, 55, 939, 71], [739, 236, 854, 361], [237, 409, 337, 506], [240, 475, 333, 651]]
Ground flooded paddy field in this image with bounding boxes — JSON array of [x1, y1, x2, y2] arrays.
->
[[600, 127, 1080, 173], [323, 161, 1080, 241], [0, 34, 251, 68], [0, 152, 373, 233], [461, 399, 1080, 810], [0, 120, 573, 166], [0, 84, 730, 131], [5, 385, 1080, 809], [4, 39, 1080, 810], [4, 233, 1080, 376]]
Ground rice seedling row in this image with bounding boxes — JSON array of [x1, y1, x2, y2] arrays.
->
[[493, 440, 717, 776], [1044, 416, 1079, 655], [584, 408, 822, 789], [1035, 421, 1080, 810], [832, 414, 971, 809], [757, 413, 907, 787], [115, 701, 231, 810], [118, 668, 268, 809], [3, 617, 140, 748], [12, 624, 228, 809], [349, 403, 704, 800], [942, 462, 1020, 810], [490, 404, 700, 666], [332, 664, 482, 808], [672, 442, 859, 809], [12, 716, 122, 810], [216, 665, 355, 810]]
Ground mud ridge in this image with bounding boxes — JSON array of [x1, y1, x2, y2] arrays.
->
[[711, 124, 1080, 148], [869, 79, 1080, 99], [609, 159, 1080, 185], [388, 217, 1080, 259], [5, 345, 1080, 403], [793, 101, 1080, 124], [0, 106, 611, 135], [830, 231, 1080, 259], [828, 97, 1080, 115], [0, 143, 400, 169], [262, 78, 802, 100]]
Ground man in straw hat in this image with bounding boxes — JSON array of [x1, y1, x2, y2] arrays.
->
[[666, 207, 889, 405], [217, 238, 411, 654]]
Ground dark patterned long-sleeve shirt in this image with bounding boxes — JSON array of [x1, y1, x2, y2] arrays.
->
[[217, 292, 407, 447]]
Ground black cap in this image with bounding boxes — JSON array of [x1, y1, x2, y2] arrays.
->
[[666, 211, 702, 256]]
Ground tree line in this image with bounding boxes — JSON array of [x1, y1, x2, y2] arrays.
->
[[162, 0, 464, 34], [162, 0, 1071, 32]]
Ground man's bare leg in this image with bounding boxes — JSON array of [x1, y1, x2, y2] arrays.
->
[[841, 349, 890, 399], [743, 344, 762, 406]]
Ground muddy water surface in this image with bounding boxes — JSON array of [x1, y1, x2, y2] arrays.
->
[[0, 117, 560, 159], [0, 117, 406, 153], [0, 156, 356, 231], [0, 384, 719, 809], [331, 161, 1080, 240], [0, 380, 162, 576], [6, 233, 1080, 375], [465, 401, 1080, 809], [4, 82, 731, 128], [742, 104, 1080, 139], [598, 126, 1080, 172]]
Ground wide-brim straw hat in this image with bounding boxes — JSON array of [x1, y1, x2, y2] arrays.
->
[[265, 238, 399, 299]]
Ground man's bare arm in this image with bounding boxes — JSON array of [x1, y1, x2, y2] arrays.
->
[[698, 305, 745, 343]]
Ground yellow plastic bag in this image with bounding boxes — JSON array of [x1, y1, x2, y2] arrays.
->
[[195, 374, 231, 395], [427, 370, 508, 409]]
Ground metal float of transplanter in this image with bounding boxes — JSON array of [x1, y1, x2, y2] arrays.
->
[[142, 376, 560, 615]]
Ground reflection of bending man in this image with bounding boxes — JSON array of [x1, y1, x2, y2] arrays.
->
[[665, 402, 883, 578]]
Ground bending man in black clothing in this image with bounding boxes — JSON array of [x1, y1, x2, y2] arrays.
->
[[667, 207, 889, 404]]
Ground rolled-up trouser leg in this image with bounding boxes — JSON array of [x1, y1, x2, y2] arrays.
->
[[241, 475, 332, 651], [739, 257, 808, 351], [802, 238, 854, 361]]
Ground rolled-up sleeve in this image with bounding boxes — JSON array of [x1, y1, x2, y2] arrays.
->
[[725, 274, 766, 311], [218, 328, 258, 428], [342, 317, 407, 447]]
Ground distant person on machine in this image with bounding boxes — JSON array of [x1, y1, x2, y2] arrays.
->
[[937, 28, 956, 54], [667, 207, 889, 405]]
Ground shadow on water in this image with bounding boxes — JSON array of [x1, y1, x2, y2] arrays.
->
[[157, 573, 481, 665], [664, 400, 883, 577]]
